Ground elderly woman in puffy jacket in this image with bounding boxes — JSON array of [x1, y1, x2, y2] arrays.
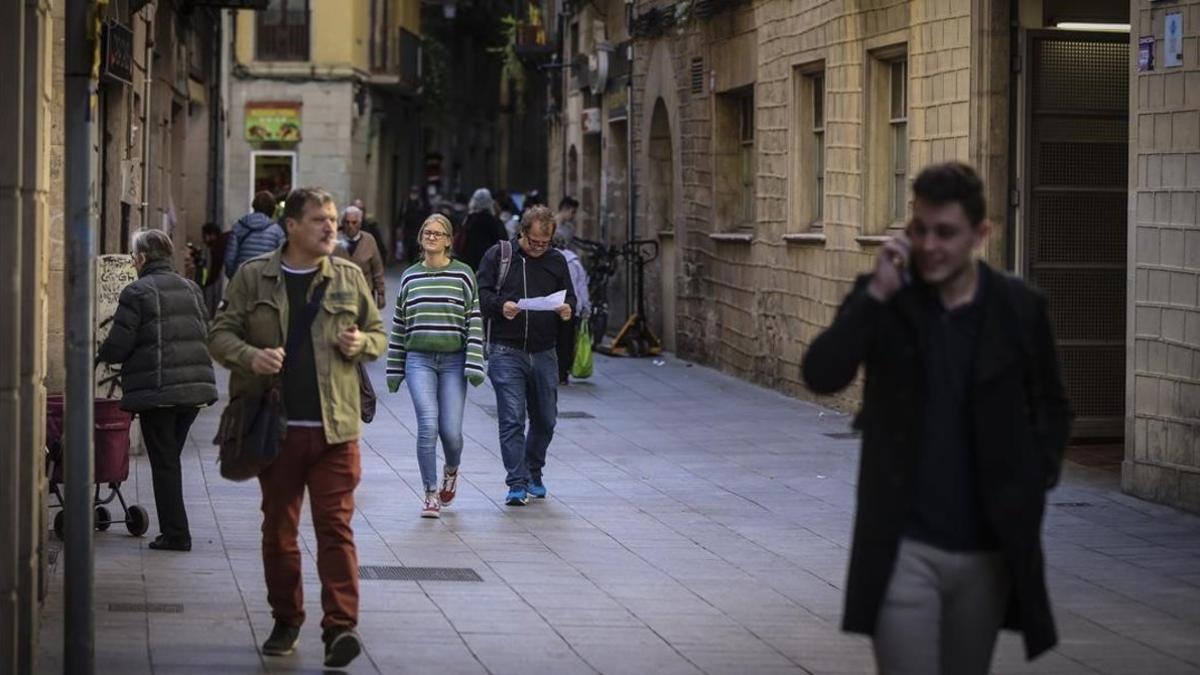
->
[[98, 229, 218, 552]]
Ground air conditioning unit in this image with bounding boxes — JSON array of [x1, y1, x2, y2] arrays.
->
[[582, 107, 602, 134]]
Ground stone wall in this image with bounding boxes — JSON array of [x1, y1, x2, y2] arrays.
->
[[224, 79, 359, 226], [1127, 0, 1200, 512], [630, 0, 1006, 410]]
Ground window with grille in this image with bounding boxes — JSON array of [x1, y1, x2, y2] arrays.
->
[[790, 64, 825, 229], [889, 60, 908, 224], [257, 0, 310, 62], [866, 46, 908, 231], [715, 87, 756, 231], [739, 92, 756, 225]]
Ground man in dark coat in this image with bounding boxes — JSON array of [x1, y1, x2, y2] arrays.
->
[[98, 229, 218, 552], [801, 162, 1071, 674]]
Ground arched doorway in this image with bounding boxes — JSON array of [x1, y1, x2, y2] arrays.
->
[[647, 99, 676, 352]]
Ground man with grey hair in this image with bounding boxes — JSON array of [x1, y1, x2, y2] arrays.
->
[[335, 204, 386, 308], [98, 229, 218, 552]]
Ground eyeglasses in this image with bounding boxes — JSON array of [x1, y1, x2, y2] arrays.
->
[[525, 237, 552, 249], [422, 231, 449, 240]]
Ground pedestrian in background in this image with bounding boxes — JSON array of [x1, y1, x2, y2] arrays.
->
[[97, 229, 217, 552], [335, 205, 387, 309], [397, 185, 428, 265], [225, 190, 286, 279], [801, 162, 1072, 674], [554, 234, 590, 385], [200, 222, 227, 317], [350, 198, 388, 264], [387, 214, 486, 518], [476, 206, 575, 505], [209, 187, 386, 668], [555, 196, 579, 248], [455, 188, 509, 271]]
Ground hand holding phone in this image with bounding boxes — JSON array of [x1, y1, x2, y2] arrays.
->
[[867, 232, 912, 302]]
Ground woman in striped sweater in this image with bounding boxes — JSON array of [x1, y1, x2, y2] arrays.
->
[[386, 214, 486, 518]]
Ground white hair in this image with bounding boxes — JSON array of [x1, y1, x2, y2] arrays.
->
[[342, 205, 363, 220]]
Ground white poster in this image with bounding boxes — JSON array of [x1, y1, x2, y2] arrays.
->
[[95, 254, 137, 400], [1166, 13, 1184, 68]]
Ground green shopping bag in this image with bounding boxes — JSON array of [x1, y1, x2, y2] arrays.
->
[[571, 323, 594, 379]]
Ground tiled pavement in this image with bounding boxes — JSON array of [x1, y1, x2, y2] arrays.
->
[[37, 278, 1200, 674]]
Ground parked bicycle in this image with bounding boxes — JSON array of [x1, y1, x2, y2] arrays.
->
[[574, 236, 621, 347]]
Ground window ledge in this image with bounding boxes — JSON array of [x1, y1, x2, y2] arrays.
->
[[855, 235, 891, 247], [783, 233, 826, 245], [709, 232, 754, 244]]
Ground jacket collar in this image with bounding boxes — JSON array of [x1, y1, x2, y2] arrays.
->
[[259, 246, 335, 281], [891, 262, 1017, 383], [138, 259, 173, 278]]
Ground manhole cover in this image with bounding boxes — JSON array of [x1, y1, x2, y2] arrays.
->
[[824, 432, 860, 440], [359, 566, 482, 582], [108, 603, 183, 613]]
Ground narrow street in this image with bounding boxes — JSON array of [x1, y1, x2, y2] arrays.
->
[[33, 274, 1200, 675]]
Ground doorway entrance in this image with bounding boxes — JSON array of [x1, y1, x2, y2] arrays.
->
[[250, 151, 298, 208], [1023, 31, 1128, 437]]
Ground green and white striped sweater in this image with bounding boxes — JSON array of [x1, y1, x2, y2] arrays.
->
[[386, 260, 486, 391]]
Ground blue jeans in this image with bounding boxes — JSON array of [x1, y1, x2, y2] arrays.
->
[[487, 344, 558, 488], [405, 351, 467, 491]]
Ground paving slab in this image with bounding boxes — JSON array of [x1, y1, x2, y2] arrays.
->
[[34, 270, 1200, 674]]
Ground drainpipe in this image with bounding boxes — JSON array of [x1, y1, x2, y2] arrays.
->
[[64, 0, 96, 671], [140, 2, 156, 234], [625, 0, 635, 313]]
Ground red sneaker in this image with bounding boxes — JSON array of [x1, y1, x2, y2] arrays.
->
[[439, 468, 459, 506]]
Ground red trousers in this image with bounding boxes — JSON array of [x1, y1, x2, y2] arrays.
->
[[258, 426, 361, 630]]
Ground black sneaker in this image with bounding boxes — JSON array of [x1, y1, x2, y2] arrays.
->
[[261, 621, 300, 656], [147, 534, 191, 551], [323, 627, 363, 668]]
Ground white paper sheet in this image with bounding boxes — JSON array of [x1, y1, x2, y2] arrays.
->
[[516, 290, 567, 312]]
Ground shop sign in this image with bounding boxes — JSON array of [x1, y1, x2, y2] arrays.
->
[[245, 102, 302, 142], [101, 21, 134, 85], [605, 87, 628, 122]]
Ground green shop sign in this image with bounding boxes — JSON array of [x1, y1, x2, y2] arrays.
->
[[245, 101, 302, 142]]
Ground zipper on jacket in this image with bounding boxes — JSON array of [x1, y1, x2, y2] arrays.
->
[[522, 257, 529, 352]]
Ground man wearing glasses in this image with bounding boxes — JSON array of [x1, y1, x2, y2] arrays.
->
[[802, 162, 1071, 674], [476, 205, 576, 505]]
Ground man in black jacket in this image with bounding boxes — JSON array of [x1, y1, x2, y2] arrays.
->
[[477, 205, 576, 505], [801, 163, 1071, 674], [98, 229, 218, 552]]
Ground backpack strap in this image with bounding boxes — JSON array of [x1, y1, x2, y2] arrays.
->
[[485, 241, 515, 357], [497, 240, 513, 290]]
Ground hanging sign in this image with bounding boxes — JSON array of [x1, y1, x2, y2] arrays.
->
[[245, 101, 303, 142]]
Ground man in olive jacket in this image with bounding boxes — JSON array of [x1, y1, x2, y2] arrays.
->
[[209, 187, 386, 669], [802, 163, 1071, 674], [98, 229, 217, 552]]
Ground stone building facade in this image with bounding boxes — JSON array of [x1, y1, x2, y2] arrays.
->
[[556, 0, 1200, 512], [225, 1, 423, 254], [1128, 0, 1200, 511]]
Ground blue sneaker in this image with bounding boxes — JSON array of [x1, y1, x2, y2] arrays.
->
[[505, 487, 529, 506], [527, 478, 547, 499]]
